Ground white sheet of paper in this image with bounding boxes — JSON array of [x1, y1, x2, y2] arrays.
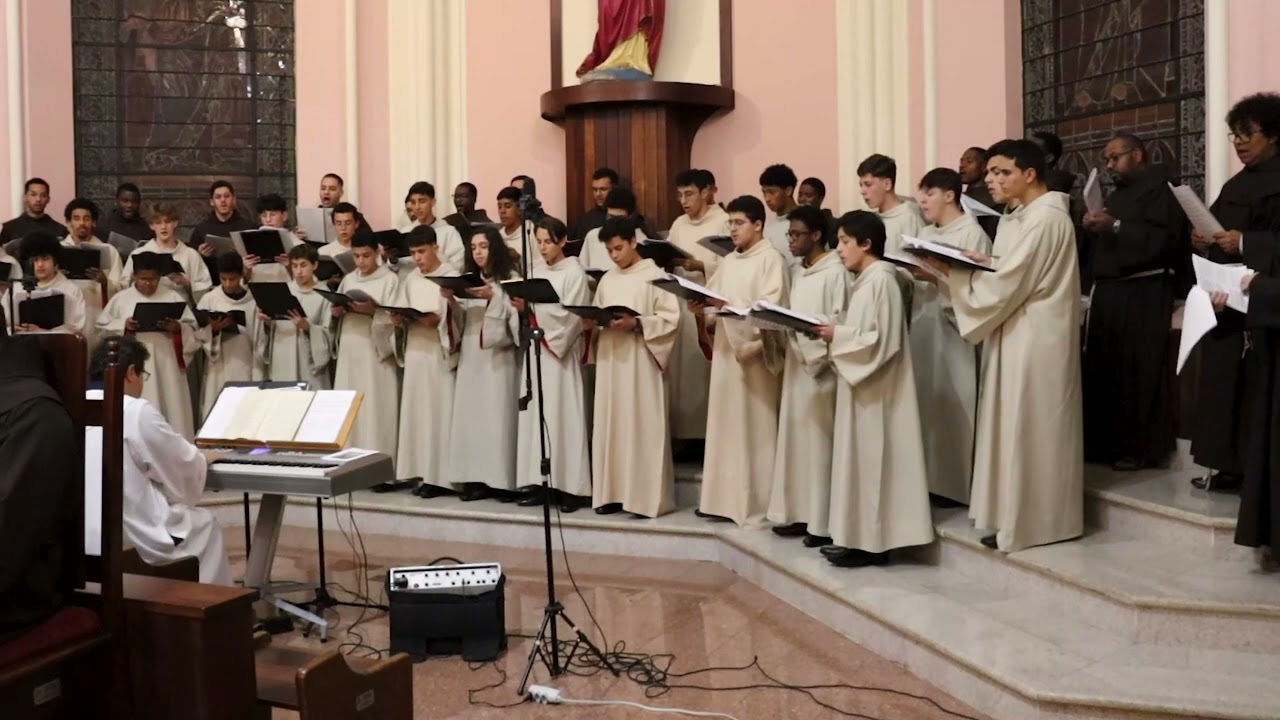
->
[[1169, 183, 1226, 238], [1084, 168, 1103, 215], [1177, 286, 1218, 375], [960, 194, 1001, 217], [295, 390, 359, 445], [665, 273, 732, 303], [196, 385, 256, 440], [1192, 254, 1249, 313], [296, 206, 335, 246], [204, 234, 242, 256]]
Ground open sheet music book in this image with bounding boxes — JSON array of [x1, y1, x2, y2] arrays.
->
[[1169, 183, 1226, 238], [650, 273, 732, 303], [1191, 254, 1249, 313], [902, 236, 996, 272], [196, 387, 363, 449], [296, 206, 336, 246], [960, 195, 1001, 218], [1084, 168, 1104, 215]]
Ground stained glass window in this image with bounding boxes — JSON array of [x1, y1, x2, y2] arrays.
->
[[71, 0, 295, 230], [1022, 0, 1204, 196]]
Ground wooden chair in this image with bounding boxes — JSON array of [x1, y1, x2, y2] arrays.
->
[[253, 634, 413, 720], [0, 335, 129, 720]]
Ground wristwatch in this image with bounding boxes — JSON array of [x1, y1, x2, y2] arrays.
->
[[1111, 219, 1121, 233]]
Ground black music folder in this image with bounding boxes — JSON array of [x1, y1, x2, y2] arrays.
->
[[636, 240, 691, 267], [697, 235, 735, 257], [239, 229, 288, 259], [19, 293, 65, 329], [0, 260, 16, 281], [424, 273, 486, 293], [316, 288, 373, 310], [195, 309, 247, 335], [374, 229, 409, 257], [500, 278, 559, 304], [132, 301, 187, 332], [60, 245, 106, 280], [563, 305, 639, 325], [248, 282, 305, 320]]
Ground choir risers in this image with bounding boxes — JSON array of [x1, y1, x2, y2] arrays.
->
[[207, 450, 394, 497]]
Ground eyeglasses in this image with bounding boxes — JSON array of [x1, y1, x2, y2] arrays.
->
[[140, 370, 151, 382], [1229, 130, 1258, 143]]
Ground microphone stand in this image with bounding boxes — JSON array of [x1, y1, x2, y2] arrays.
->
[[513, 200, 617, 695]]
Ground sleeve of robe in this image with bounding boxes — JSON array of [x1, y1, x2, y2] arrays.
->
[[370, 277, 399, 362], [129, 399, 208, 506], [104, 246, 124, 296], [194, 294, 223, 361], [639, 284, 680, 371], [795, 271, 849, 370], [96, 292, 128, 333], [710, 257, 789, 371], [829, 273, 903, 388], [938, 214, 1055, 344], [177, 303, 199, 366], [440, 226, 465, 274], [1246, 274, 1280, 328], [58, 286, 88, 336], [1097, 185, 1188, 275], [536, 270, 590, 360], [480, 281, 516, 350], [184, 248, 214, 299]]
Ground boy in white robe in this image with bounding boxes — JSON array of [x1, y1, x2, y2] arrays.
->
[[921, 139, 1083, 553], [196, 253, 264, 420], [332, 233, 400, 458], [319, 202, 363, 290], [245, 192, 300, 284], [392, 226, 461, 495], [815, 211, 934, 567], [406, 181, 466, 272], [665, 170, 730, 445], [495, 187, 541, 272], [510, 218, 592, 512], [61, 198, 123, 352], [257, 244, 333, 389], [121, 203, 213, 304], [590, 217, 680, 518], [2, 233, 88, 336], [858, 154, 925, 253], [692, 196, 789, 528], [767, 206, 850, 547], [91, 336, 232, 585], [580, 187, 650, 276], [446, 226, 522, 500], [912, 169, 993, 506], [759, 163, 801, 263], [97, 252, 199, 438]]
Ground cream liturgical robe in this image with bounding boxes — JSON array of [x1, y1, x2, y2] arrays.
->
[[260, 282, 333, 389], [409, 218, 466, 273], [121, 239, 213, 302], [767, 251, 851, 536], [121, 395, 231, 585], [914, 213, 992, 504], [879, 202, 926, 254], [700, 239, 789, 527], [517, 257, 592, 497], [764, 214, 792, 263], [939, 191, 1083, 552], [333, 266, 400, 458], [828, 260, 934, 553], [395, 264, 461, 486], [195, 287, 265, 420], [665, 206, 730, 440], [580, 226, 650, 275], [2, 272, 88, 336], [97, 286, 199, 438], [591, 258, 680, 517], [61, 235, 123, 351], [448, 277, 520, 490], [501, 222, 542, 272]]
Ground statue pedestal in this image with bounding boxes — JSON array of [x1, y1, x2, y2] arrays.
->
[[541, 81, 734, 230]]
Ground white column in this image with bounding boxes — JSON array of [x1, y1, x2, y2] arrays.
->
[[6, 0, 24, 217], [922, 0, 938, 171], [386, 0, 468, 217], [1204, 0, 1230, 201], [343, 0, 360, 204]]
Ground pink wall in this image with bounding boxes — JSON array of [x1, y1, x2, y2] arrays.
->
[[18, 1, 75, 218], [465, 0, 566, 219], [935, 0, 1023, 169], [294, 0, 348, 208], [355, 1, 392, 228], [1227, 0, 1280, 174], [0, 7, 11, 215]]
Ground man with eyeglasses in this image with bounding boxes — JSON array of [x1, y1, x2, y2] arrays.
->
[[1079, 133, 1188, 473]]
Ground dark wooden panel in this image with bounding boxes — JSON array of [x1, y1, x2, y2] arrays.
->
[[719, 0, 734, 88], [550, 0, 563, 91]]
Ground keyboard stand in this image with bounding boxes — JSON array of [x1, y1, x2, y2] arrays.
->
[[244, 493, 330, 641]]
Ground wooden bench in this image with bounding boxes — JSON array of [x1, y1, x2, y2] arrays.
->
[[253, 634, 413, 720]]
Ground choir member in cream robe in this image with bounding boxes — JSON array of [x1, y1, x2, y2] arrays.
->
[[92, 336, 232, 585], [447, 226, 521, 500], [590, 217, 680, 518], [858, 154, 926, 253], [760, 163, 800, 262], [511, 219, 592, 510], [665, 171, 730, 442], [121, 204, 212, 305], [195, 253, 264, 420], [406, 181, 466, 272], [62, 199, 123, 352], [258, 245, 333, 389], [331, 234, 400, 458], [319, 202, 363, 290], [924, 139, 1083, 552], [245, 193, 303, 285], [97, 255, 199, 438], [912, 169, 993, 506], [495, 187, 542, 273], [695, 196, 790, 528], [1, 233, 88, 336], [392, 227, 462, 492], [767, 206, 850, 546], [579, 187, 650, 276], [816, 211, 934, 567]]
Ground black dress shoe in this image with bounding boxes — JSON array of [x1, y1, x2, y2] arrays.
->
[[459, 483, 491, 502], [1192, 471, 1243, 492], [929, 493, 964, 509], [979, 534, 999, 549], [517, 488, 547, 507], [826, 548, 890, 568], [559, 494, 589, 513], [414, 483, 454, 499], [771, 522, 808, 537], [594, 502, 623, 515], [820, 544, 848, 557], [803, 534, 833, 548], [694, 510, 733, 522], [494, 489, 520, 503]]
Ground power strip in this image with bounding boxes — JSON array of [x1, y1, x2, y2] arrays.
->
[[528, 685, 563, 704]]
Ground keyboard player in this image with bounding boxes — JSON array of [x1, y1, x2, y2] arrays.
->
[[91, 336, 232, 584]]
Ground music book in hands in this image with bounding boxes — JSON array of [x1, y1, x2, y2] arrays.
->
[[960, 195, 1001, 218], [636, 239, 692, 267], [564, 305, 639, 325], [248, 282, 305, 319], [0, 260, 14, 282], [501, 278, 560, 304], [203, 234, 244, 257], [196, 387, 363, 449], [195, 309, 246, 335], [295, 206, 335, 246], [374, 229, 409, 257], [60, 244, 110, 280], [1168, 183, 1226, 238], [883, 249, 942, 278], [424, 273, 486, 293], [234, 229, 289, 259], [901, 236, 995, 272], [18, 293, 65, 329], [1084, 168, 1104, 215], [1191, 254, 1249, 313], [696, 235, 735, 257], [132, 301, 187, 332], [650, 273, 732, 303], [315, 288, 373, 310], [747, 300, 823, 334]]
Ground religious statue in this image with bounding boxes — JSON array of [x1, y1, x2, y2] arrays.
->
[[577, 0, 666, 82]]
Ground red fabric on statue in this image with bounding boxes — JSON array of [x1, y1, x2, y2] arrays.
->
[[576, 0, 665, 77]]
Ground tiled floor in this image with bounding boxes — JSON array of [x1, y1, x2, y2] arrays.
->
[[240, 526, 989, 720]]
